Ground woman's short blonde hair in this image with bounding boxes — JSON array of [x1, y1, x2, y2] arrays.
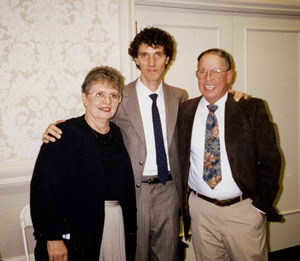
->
[[81, 66, 125, 95]]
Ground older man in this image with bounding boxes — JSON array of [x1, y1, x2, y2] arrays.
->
[[178, 48, 282, 261]]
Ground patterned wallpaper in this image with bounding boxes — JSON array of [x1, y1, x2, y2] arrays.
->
[[0, 0, 123, 164]]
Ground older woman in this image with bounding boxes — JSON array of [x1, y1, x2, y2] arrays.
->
[[30, 66, 137, 261]]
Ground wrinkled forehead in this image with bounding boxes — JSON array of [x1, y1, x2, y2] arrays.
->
[[198, 53, 226, 69]]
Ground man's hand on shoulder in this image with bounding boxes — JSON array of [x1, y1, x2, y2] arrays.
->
[[229, 89, 249, 102], [42, 120, 65, 143]]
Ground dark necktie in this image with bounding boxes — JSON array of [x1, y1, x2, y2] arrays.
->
[[203, 104, 222, 189], [149, 94, 168, 184]]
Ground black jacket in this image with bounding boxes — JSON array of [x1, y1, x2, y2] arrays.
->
[[30, 115, 137, 260]]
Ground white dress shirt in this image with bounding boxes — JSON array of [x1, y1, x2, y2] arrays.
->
[[136, 78, 170, 176], [188, 92, 242, 200]]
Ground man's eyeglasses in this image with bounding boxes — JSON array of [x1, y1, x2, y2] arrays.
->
[[196, 68, 228, 80], [88, 91, 122, 103]]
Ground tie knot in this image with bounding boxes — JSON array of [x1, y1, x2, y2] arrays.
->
[[149, 93, 158, 102], [207, 104, 218, 113]]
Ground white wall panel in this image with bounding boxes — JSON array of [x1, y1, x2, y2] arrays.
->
[[233, 15, 300, 215], [248, 29, 299, 211]]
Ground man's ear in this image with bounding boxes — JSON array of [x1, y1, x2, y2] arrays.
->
[[165, 56, 170, 65], [226, 69, 233, 84]]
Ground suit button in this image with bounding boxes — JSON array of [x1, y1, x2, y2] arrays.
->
[[139, 161, 144, 165], [136, 184, 141, 188]]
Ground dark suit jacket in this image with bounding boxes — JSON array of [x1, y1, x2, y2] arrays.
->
[[30, 115, 137, 261], [178, 93, 282, 239], [113, 79, 188, 207]]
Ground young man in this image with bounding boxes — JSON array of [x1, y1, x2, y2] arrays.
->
[[178, 48, 282, 261]]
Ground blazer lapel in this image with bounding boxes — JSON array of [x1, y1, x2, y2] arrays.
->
[[163, 84, 179, 149], [184, 97, 202, 157], [224, 93, 250, 172], [121, 80, 146, 145], [180, 96, 200, 179]]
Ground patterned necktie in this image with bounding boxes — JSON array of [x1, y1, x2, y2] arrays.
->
[[149, 94, 168, 184], [203, 104, 222, 189]]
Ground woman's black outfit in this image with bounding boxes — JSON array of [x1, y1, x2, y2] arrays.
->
[[30, 115, 137, 261]]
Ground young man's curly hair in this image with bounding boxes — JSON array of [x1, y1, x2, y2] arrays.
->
[[128, 27, 175, 69]]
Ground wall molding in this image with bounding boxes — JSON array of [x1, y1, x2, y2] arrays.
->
[[281, 208, 300, 215], [135, 0, 300, 16], [0, 160, 34, 186]]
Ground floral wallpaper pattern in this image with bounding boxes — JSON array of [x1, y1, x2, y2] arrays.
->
[[0, 0, 121, 162]]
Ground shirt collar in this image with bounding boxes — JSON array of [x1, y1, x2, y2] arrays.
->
[[200, 92, 228, 111], [137, 77, 164, 97]]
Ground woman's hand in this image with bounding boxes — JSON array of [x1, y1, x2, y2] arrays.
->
[[47, 240, 68, 261], [42, 120, 65, 143]]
